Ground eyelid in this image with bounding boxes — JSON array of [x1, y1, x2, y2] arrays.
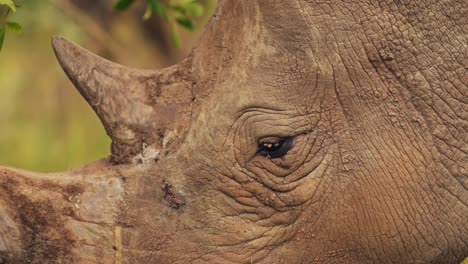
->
[[253, 126, 314, 142], [258, 136, 283, 144]]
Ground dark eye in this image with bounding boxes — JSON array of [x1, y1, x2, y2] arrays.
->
[[257, 136, 295, 159]]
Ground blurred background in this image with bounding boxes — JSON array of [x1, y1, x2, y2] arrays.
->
[[0, 0, 217, 172]]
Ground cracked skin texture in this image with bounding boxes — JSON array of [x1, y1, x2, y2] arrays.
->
[[0, 0, 467, 263]]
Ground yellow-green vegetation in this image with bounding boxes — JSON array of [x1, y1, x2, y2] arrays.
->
[[0, 2, 110, 172], [114, 0, 205, 48], [0, 0, 216, 172]]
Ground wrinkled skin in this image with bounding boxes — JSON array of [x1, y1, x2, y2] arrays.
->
[[0, 0, 467, 263]]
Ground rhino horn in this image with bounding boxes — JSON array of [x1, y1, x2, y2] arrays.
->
[[52, 36, 193, 164]]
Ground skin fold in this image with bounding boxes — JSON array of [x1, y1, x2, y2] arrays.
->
[[0, 0, 466, 263]]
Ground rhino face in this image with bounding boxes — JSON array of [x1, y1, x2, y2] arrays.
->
[[116, 2, 466, 262], [117, 46, 334, 263], [1, 0, 466, 263]]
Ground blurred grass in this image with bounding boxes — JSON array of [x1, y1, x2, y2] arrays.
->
[[0, 0, 216, 172]]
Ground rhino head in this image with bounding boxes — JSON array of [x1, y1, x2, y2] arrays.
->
[[0, 0, 466, 263]]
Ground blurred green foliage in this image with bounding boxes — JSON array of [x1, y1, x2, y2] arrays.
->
[[0, 0, 22, 50], [0, 0, 216, 172], [0, 0, 16, 12], [114, 0, 204, 47], [0, 1, 110, 172]]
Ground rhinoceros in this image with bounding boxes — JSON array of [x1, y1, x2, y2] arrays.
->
[[0, 0, 467, 263]]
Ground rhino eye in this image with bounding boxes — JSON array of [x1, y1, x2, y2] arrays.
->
[[257, 136, 294, 159]]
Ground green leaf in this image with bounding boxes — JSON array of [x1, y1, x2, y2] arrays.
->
[[185, 2, 203, 17], [6, 21, 21, 33], [0, 0, 16, 12], [171, 5, 186, 16], [150, 0, 168, 20], [114, 0, 134, 11], [143, 2, 152, 20], [170, 1, 203, 17], [178, 0, 195, 6], [0, 25, 5, 51], [170, 27, 181, 49], [175, 17, 194, 31]]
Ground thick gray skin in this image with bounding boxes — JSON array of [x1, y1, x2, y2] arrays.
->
[[0, 0, 467, 263]]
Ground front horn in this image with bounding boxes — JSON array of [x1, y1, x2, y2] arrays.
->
[[52, 36, 194, 164]]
